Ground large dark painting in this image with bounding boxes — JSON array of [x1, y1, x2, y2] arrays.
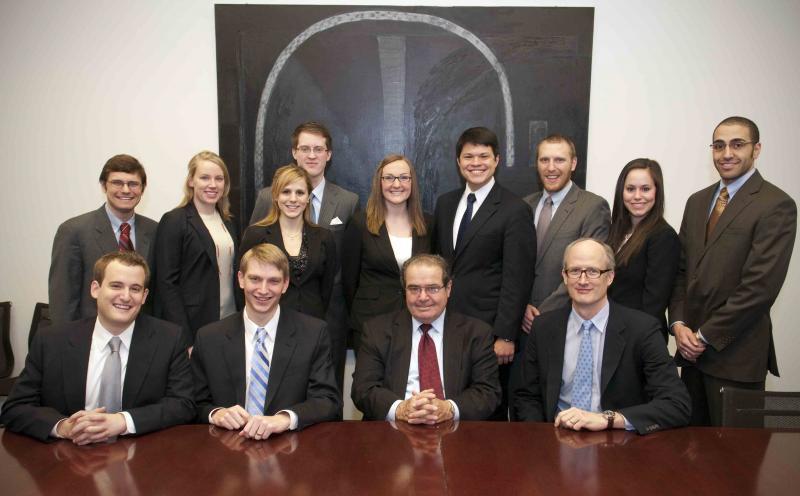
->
[[215, 4, 594, 230]]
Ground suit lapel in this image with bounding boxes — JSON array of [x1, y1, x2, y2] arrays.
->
[[438, 192, 459, 259], [376, 224, 401, 275], [186, 204, 219, 271], [94, 206, 119, 254], [441, 313, 462, 399], [122, 316, 157, 408], [704, 171, 763, 249], [224, 314, 247, 406], [546, 310, 568, 417], [64, 319, 94, 413], [600, 305, 626, 397], [455, 184, 500, 258], [264, 310, 298, 413], [317, 182, 339, 227], [133, 214, 152, 256], [390, 311, 414, 397], [538, 186, 580, 267]]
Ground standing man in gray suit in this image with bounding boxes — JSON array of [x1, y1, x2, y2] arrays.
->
[[512, 135, 609, 418], [49, 154, 158, 323], [669, 116, 797, 426], [250, 122, 360, 395]]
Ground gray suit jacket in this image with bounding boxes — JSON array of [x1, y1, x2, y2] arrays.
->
[[669, 170, 797, 382], [524, 185, 610, 313], [48, 205, 158, 323]]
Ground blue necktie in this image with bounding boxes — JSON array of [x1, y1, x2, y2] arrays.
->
[[456, 193, 476, 249], [572, 320, 594, 411], [246, 327, 270, 416]]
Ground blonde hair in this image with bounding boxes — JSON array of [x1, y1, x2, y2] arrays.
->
[[240, 243, 289, 280], [365, 154, 427, 236], [254, 164, 313, 227], [178, 151, 232, 221]]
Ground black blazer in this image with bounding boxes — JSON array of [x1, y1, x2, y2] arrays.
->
[[608, 222, 681, 338], [0, 314, 195, 442], [192, 309, 342, 429], [514, 302, 691, 434], [155, 203, 241, 346], [432, 183, 536, 341], [240, 223, 337, 320], [352, 309, 501, 421], [341, 210, 431, 338]]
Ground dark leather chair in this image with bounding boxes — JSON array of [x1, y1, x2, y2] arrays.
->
[[0, 302, 14, 396], [28, 302, 51, 347], [721, 387, 800, 429]]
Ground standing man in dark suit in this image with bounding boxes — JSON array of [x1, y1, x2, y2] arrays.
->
[[669, 116, 797, 426], [250, 122, 359, 396], [1, 252, 194, 443], [49, 154, 158, 323], [192, 243, 341, 439], [352, 254, 500, 422], [431, 127, 535, 420], [515, 239, 690, 434]]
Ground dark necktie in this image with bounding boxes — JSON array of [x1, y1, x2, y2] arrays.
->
[[706, 187, 729, 242], [455, 193, 476, 249], [98, 336, 122, 413], [119, 222, 133, 251], [418, 324, 444, 400], [536, 196, 553, 258]]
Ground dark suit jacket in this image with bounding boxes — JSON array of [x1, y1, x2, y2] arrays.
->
[[240, 223, 337, 320], [0, 314, 195, 442], [432, 183, 536, 340], [669, 170, 797, 382], [514, 302, 690, 434], [524, 185, 610, 313], [154, 203, 241, 346], [609, 222, 680, 337], [191, 309, 342, 428], [48, 205, 158, 323], [352, 309, 501, 421], [342, 210, 432, 336]]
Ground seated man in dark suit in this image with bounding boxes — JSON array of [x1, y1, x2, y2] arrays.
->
[[352, 254, 501, 423], [192, 243, 341, 440], [514, 238, 690, 434], [49, 154, 158, 323], [1, 252, 194, 443]]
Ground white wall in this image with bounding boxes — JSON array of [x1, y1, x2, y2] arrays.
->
[[2, 1, 799, 396]]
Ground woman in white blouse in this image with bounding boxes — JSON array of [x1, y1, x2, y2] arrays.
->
[[155, 151, 240, 348], [342, 154, 431, 352]]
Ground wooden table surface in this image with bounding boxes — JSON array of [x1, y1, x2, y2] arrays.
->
[[2, 422, 799, 495]]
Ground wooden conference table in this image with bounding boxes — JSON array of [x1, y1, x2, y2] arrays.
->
[[1, 422, 799, 495]]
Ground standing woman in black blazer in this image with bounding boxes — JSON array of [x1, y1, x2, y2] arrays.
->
[[607, 159, 680, 340], [155, 151, 240, 348], [240, 165, 337, 320], [342, 154, 430, 351]]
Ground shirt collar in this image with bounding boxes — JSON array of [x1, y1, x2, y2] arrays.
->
[[543, 180, 573, 208], [243, 305, 281, 342], [312, 178, 326, 201], [92, 317, 135, 352], [461, 177, 495, 203], [104, 203, 136, 232], [412, 309, 447, 336], [718, 167, 756, 198], [569, 300, 610, 335]]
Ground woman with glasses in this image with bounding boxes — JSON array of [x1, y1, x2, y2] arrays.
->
[[607, 159, 680, 341], [240, 164, 337, 320], [342, 154, 431, 352], [155, 151, 241, 348]]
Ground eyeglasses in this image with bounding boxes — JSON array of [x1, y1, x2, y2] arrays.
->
[[710, 140, 754, 152], [295, 146, 328, 155], [107, 180, 142, 191], [406, 285, 445, 296], [381, 175, 412, 184], [563, 267, 612, 279]]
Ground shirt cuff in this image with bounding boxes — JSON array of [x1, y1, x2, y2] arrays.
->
[[51, 419, 66, 438], [623, 417, 634, 431], [277, 410, 299, 430], [696, 329, 708, 344], [449, 400, 460, 421], [121, 411, 136, 434], [668, 321, 685, 336], [386, 400, 402, 421], [208, 407, 222, 424]]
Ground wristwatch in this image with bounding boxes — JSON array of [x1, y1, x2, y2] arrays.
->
[[602, 410, 616, 430]]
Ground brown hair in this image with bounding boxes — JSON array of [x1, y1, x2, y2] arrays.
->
[[99, 154, 147, 187], [93, 251, 151, 287], [240, 243, 290, 280], [536, 134, 577, 161], [254, 164, 313, 227], [292, 121, 332, 152], [365, 154, 427, 236], [178, 151, 232, 221], [401, 254, 451, 289], [715, 116, 760, 143]]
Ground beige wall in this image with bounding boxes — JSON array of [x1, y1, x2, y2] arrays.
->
[[2, 1, 799, 399]]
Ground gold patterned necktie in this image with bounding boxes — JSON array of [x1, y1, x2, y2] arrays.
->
[[706, 187, 729, 242]]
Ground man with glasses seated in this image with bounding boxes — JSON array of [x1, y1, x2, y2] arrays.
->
[[352, 254, 501, 423], [49, 154, 158, 323], [514, 238, 690, 434]]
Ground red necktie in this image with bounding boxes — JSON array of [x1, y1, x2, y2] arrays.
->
[[119, 222, 133, 251], [418, 324, 444, 400]]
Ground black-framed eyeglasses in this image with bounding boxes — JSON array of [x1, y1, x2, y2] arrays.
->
[[381, 174, 412, 184], [405, 285, 445, 296], [295, 146, 328, 155], [563, 267, 612, 279], [107, 179, 142, 191], [710, 140, 754, 152]]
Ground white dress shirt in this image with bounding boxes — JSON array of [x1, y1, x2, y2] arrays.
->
[[451, 177, 495, 249], [388, 233, 413, 270]]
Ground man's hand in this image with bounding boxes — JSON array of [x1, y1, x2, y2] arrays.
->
[[396, 390, 436, 422], [521, 304, 541, 333], [56, 408, 102, 439], [239, 413, 291, 440], [70, 409, 127, 445], [673, 323, 706, 362], [494, 338, 515, 365], [555, 407, 618, 432], [211, 405, 251, 430]]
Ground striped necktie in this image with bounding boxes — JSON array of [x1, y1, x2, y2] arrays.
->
[[246, 327, 270, 416]]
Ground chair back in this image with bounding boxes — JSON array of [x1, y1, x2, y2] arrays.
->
[[29, 302, 51, 348], [721, 387, 800, 429], [0, 302, 11, 377]]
